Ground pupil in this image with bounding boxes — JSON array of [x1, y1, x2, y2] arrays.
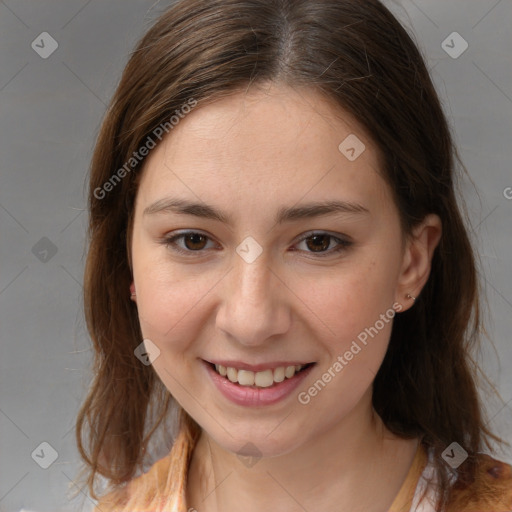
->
[[186, 234, 206, 250], [307, 235, 329, 252]]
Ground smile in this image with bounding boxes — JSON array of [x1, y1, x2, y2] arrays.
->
[[203, 359, 316, 406], [213, 363, 312, 388]]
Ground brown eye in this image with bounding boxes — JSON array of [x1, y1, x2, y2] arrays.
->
[[295, 232, 352, 258], [163, 231, 351, 258], [183, 233, 208, 250], [305, 234, 331, 252], [163, 231, 216, 255]]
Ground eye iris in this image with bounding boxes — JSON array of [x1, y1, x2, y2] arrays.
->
[[306, 234, 330, 252], [185, 233, 207, 250]]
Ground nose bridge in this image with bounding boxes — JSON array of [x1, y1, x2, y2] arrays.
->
[[231, 233, 275, 303], [237, 250, 272, 298], [232, 253, 277, 320], [216, 250, 289, 345]]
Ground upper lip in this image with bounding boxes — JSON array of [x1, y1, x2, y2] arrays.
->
[[204, 359, 315, 372]]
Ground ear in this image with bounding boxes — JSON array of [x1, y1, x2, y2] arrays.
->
[[395, 214, 442, 312], [130, 282, 136, 301]]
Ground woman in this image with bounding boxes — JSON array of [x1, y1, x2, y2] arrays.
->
[[76, 0, 512, 510]]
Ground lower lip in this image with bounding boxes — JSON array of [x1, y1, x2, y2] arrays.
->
[[203, 361, 315, 407]]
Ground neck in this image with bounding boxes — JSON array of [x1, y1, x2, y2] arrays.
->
[[186, 392, 419, 512]]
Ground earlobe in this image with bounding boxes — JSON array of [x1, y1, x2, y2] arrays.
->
[[395, 214, 442, 311], [130, 282, 137, 301]]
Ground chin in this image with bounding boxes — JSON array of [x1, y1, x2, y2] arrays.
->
[[207, 424, 308, 461]]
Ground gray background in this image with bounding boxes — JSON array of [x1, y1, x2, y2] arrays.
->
[[0, 1, 511, 511]]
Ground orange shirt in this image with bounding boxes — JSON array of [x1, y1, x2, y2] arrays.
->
[[95, 435, 512, 511], [390, 443, 512, 511]]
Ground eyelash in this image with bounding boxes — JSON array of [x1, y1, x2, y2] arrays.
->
[[161, 231, 352, 258]]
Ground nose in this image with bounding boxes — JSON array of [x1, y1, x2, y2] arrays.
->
[[215, 253, 291, 347]]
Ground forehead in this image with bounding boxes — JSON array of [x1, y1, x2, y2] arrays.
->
[[136, 84, 391, 217]]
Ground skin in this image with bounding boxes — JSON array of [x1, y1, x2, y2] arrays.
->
[[130, 82, 442, 511]]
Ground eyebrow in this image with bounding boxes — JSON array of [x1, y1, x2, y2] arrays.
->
[[143, 197, 370, 225]]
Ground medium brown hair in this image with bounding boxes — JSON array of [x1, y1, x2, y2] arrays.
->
[[76, 0, 503, 508]]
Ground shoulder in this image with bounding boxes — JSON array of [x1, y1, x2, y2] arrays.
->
[[447, 453, 512, 511], [93, 453, 174, 511]]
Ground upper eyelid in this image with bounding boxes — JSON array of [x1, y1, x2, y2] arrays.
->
[[166, 230, 219, 245], [165, 229, 350, 241]]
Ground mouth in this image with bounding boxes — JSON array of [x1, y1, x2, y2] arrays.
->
[[205, 361, 315, 389]]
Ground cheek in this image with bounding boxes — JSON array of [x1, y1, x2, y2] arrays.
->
[[292, 261, 398, 420], [133, 262, 214, 403], [132, 247, 215, 347], [295, 256, 399, 345]]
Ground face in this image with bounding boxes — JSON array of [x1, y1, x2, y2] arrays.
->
[[130, 83, 409, 458]]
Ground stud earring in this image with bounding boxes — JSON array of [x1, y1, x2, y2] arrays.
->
[[406, 293, 416, 302]]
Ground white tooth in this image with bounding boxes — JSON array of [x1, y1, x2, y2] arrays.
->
[[238, 369, 255, 386], [285, 365, 296, 378], [295, 365, 301, 372], [273, 367, 285, 383], [227, 367, 238, 383], [255, 369, 274, 387], [218, 364, 227, 376], [215, 364, 219, 372]]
